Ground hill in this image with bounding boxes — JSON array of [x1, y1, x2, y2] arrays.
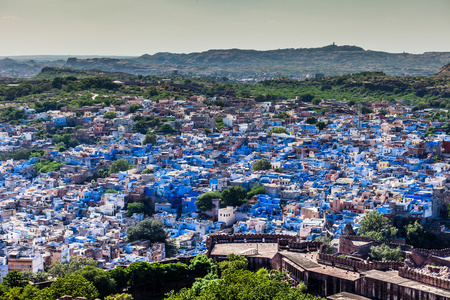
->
[[35, 67, 134, 80], [2, 45, 450, 78], [66, 45, 450, 78], [435, 63, 450, 77]]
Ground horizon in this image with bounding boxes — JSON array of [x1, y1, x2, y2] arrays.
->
[[1, 0, 449, 57], [1, 43, 450, 60]]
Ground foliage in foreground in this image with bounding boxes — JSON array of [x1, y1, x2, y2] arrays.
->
[[166, 255, 323, 300]]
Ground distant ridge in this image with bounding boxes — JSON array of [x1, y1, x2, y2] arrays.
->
[[2, 44, 450, 78]]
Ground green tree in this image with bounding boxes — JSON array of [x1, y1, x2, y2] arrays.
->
[[379, 109, 388, 116], [20, 270, 49, 283], [142, 133, 157, 145], [39, 274, 99, 300], [196, 191, 221, 212], [316, 121, 327, 131], [34, 159, 61, 174], [311, 97, 321, 105], [109, 159, 131, 174], [299, 93, 315, 102], [246, 183, 265, 200], [127, 219, 169, 244], [357, 211, 398, 242], [221, 186, 248, 208], [105, 293, 134, 300], [73, 266, 117, 299], [141, 168, 154, 174], [204, 128, 212, 136], [128, 104, 140, 113], [305, 117, 317, 124], [268, 127, 288, 135], [0, 285, 40, 300], [405, 221, 432, 249], [252, 158, 272, 171], [167, 264, 324, 300], [361, 106, 373, 114], [48, 256, 98, 279], [217, 254, 249, 278], [104, 111, 117, 119], [189, 254, 214, 277], [104, 189, 118, 194], [274, 167, 283, 173], [127, 202, 145, 217], [425, 127, 435, 137], [272, 112, 290, 119], [2, 270, 28, 288], [108, 267, 128, 293], [159, 123, 175, 134], [369, 244, 403, 262]]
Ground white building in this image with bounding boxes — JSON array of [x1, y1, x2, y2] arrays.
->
[[218, 206, 237, 227]]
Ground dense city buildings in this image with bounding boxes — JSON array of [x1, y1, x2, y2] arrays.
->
[[1, 88, 450, 299]]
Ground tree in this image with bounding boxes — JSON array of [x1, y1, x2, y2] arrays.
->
[[73, 266, 117, 299], [268, 127, 288, 135], [246, 183, 265, 200], [21, 270, 49, 283], [357, 211, 398, 242], [272, 112, 290, 119], [274, 167, 283, 173], [252, 158, 271, 171], [105, 294, 134, 300], [141, 168, 154, 174], [204, 128, 212, 136], [189, 254, 214, 277], [104, 111, 117, 119], [127, 219, 168, 243], [311, 98, 321, 105], [159, 123, 175, 134], [316, 121, 327, 131], [425, 127, 435, 137], [405, 221, 432, 249], [299, 93, 315, 102], [306, 117, 317, 125], [369, 244, 403, 262], [0, 285, 40, 300], [379, 109, 388, 116], [142, 133, 157, 145], [104, 189, 118, 194], [48, 256, 98, 279], [2, 270, 28, 288], [217, 254, 249, 277], [127, 202, 145, 217], [196, 191, 221, 212], [361, 106, 373, 114], [221, 186, 248, 208], [39, 274, 99, 300], [109, 159, 131, 174], [128, 104, 140, 113]]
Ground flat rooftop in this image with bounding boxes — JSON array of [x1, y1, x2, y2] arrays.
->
[[210, 243, 278, 259], [279, 251, 360, 281]]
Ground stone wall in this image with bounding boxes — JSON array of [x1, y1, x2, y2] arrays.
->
[[412, 247, 450, 257], [399, 266, 450, 291], [318, 253, 404, 271]]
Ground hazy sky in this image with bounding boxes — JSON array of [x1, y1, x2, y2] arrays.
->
[[1, 0, 449, 56]]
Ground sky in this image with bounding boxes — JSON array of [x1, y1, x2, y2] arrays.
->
[[1, 0, 449, 56]]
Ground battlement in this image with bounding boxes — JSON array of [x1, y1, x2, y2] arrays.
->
[[318, 253, 404, 271], [399, 266, 450, 291], [412, 248, 450, 257]]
